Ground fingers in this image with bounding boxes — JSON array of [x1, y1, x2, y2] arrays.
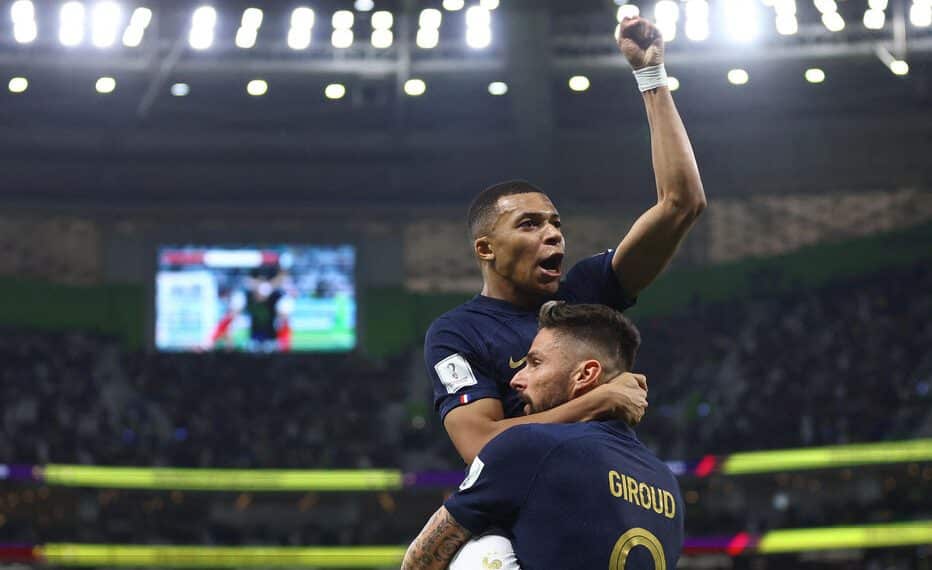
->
[[619, 16, 661, 50]]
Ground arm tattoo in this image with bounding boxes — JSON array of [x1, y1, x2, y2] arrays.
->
[[402, 506, 473, 570]]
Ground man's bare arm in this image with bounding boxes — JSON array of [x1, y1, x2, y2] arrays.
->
[[402, 506, 473, 570], [612, 17, 707, 298], [444, 373, 647, 464]]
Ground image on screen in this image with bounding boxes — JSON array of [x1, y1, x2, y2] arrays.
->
[[156, 245, 355, 352]]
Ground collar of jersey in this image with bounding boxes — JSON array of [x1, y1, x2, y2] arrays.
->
[[471, 294, 542, 315]]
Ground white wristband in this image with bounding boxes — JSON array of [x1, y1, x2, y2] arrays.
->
[[633, 64, 668, 92]]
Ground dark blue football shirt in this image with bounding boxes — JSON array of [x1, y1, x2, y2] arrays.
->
[[425, 250, 635, 421], [445, 421, 684, 570]]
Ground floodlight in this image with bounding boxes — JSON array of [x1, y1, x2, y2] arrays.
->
[[59, 2, 86, 47], [325, 83, 346, 100], [416, 27, 439, 48], [568, 75, 591, 92], [419, 9, 442, 29], [95, 76, 116, 93], [804, 68, 825, 83], [171, 83, 190, 96], [488, 81, 508, 96], [371, 29, 393, 48], [91, 1, 122, 48], [466, 26, 491, 48], [404, 78, 426, 96], [246, 79, 268, 96], [371, 11, 393, 30], [727, 68, 749, 85], [8, 77, 29, 93]]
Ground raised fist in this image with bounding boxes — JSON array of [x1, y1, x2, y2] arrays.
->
[[616, 17, 665, 70]]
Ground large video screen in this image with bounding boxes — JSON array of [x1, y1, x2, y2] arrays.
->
[[156, 245, 355, 352]]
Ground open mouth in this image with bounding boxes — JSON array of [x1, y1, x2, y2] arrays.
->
[[538, 253, 564, 276]]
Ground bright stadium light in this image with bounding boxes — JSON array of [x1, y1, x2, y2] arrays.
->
[[371, 29, 393, 48], [95, 76, 116, 93], [419, 9, 443, 29], [287, 27, 311, 49], [869, 0, 888, 9], [774, 0, 797, 15], [776, 14, 799, 33], [889, 59, 909, 75], [292, 7, 315, 29], [8, 76, 28, 93], [416, 27, 439, 48], [466, 26, 492, 48], [617, 4, 640, 20], [863, 8, 885, 28], [466, 5, 491, 27], [332, 10, 354, 30], [91, 1, 122, 48], [814, 0, 837, 13], [59, 2, 86, 47], [481, 0, 501, 9], [371, 10, 393, 29], [14, 20, 37, 43], [288, 7, 314, 50], [568, 75, 591, 92], [171, 83, 190, 96], [332, 28, 354, 48], [724, 0, 760, 42], [654, 0, 680, 41], [325, 83, 346, 100], [667, 76, 680, 91], [246, 79, 268, 96], [130, 6, 151, 27], [804, 68, 826, 83], [404, 78, 427, 96], [11, 0, 34, 23], [235, 27, 257, 48], [911, 2, 932, 27], [488, 81, 508, 95], [727, 68, 749, 85], [822, 11, 845, 31], [242, 7, 263, 29], [189, 5, 217, 50], [443, 0, 465, 11], [355, 0, 374, 11], [685, 0, 709, 41]]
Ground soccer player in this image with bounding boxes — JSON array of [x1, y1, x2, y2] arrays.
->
[[426, 15, 706, 466], [404, 302, 684, 570]]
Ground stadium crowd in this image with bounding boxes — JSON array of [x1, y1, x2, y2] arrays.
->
[[1, 263, 930, 471]]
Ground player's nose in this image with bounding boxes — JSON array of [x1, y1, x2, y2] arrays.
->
[[509, 370, 527, 391], [543, 224, 563, 246]]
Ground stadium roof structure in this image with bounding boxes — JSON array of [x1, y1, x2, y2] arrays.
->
[[0, 0, 930, 208]]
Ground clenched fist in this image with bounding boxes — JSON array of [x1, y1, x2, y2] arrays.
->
[[616, 17, 665, 70]]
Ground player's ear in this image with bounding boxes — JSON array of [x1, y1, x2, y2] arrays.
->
[[572, 360, 602, 396], [475, 236, 495, 261]]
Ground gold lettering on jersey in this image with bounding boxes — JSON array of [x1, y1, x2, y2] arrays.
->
[[608, 470, 676, 520]]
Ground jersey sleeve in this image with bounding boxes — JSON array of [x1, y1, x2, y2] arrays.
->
[[424, 316, 503, 422], [443, 425, 556, 535], [560, 250, 636, 312]]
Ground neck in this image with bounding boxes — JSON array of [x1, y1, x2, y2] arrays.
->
[[480, 270, 547, 310]]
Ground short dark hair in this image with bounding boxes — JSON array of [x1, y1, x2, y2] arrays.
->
[[466, 180, 545, 239], [538, 301, 641, 374]]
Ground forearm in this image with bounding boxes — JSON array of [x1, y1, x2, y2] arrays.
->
[[642, 87, 706, 213], [448, 391, 608, 464], [402, 507, 472, 570]]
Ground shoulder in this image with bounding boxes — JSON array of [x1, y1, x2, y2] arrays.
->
[[482, 423, 590, 462]]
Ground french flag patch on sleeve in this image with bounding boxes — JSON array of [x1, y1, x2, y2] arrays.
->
[[459, 394, 470, 404]]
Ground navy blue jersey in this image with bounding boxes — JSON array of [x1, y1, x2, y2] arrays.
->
[[445, 421, 684, 570], [425, 250, 635, 421]]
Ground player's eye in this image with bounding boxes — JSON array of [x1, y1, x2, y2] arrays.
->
[[552, 220, 562, 229], [518, 219, 537, 228]]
